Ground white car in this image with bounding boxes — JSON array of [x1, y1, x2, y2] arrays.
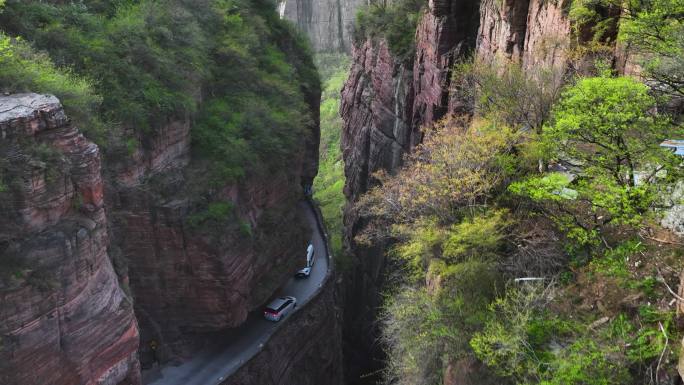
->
[[263, 296, 297, 322], [306, 244, 315, 266], [295, 244, 315, 278], [295, 266, 311, 278]]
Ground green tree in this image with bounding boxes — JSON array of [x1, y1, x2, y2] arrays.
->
[[353, 0, 424, 61], [511, 75, 683, 247], [312, 53, 350, 257], [569, 0, 684, 96], [471, 284, 634, 385], [546, 76, 677, 189], [356, 117, 518, 244], [620, 0, 684, 96]]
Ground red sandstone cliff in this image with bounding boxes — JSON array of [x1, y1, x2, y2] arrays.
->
[[109, 154, 312, 365], [0, 94, 140, 385], [0, 65, 321, 385], [105, 95, 320, 365]]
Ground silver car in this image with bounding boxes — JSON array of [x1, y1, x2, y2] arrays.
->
[[263, 296, 297, 322]]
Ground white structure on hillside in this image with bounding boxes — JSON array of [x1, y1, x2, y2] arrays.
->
[[661, 139, 684, 156]]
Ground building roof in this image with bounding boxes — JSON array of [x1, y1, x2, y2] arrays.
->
[[660, 140, 684, 156]]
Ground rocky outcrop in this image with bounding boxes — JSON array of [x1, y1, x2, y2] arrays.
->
[[476, 0, 632, 73], [662, 182, 684, 235], [110, 119, 191, 188], [280, 0, 364, 52], [340, 0, 481, 208], [0, 94, 140, 385], [520, 0, 573, 70], [341, 39, 416, 204], [339, 0, 480, 381], [413, 0, 479, 127]]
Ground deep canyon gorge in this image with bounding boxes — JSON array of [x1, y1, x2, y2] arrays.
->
[[1, 0, 684, 385]]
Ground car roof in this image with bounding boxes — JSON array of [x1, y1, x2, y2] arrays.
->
[[266, 297, 289, 309], [266, 297, 293, 310]]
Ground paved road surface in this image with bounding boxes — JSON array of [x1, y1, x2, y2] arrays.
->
[[143, 201, 330, 385]]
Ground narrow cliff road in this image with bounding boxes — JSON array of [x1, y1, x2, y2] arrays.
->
[[143, 201, 330, 385]]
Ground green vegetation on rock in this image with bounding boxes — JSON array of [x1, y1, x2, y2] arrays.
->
[[313, 53, 349, 258], [0, 33, 102, 137], [0, 0, 318, 183], [0, 0, 319, 231], [353, 0, 424, 61], [358, 42, 684, 385]]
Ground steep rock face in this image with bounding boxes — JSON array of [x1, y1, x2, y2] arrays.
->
[[521, 0, 573, 70], [280, 0, 364, 52], [413, 0, 479, 127], [476, 0, 571, 70], [476, 0, 634, 73], [106, 109, 319, 366], [110, 167, 310, 365], [339, 38, 415, 383], [341, 39, 416, 204], [111, 119, 191, 188], [341, 0, 481, 210], [339, 1, 479, 381], [476, 0, 532, 64], [0, 94, 140, 385]]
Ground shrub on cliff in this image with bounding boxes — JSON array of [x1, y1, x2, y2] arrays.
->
[[192, 0, 316, 185], [453, 59, 566, 135], [353, 0, 424, 61], [355, 117, 518, 244], [620, 0, 684, 96], [471, 283, 633, 385], [0, 34, 102, 138], [357, 117, 517, 384], [570, 0, 684, 96], [0, 0, 209, 135]]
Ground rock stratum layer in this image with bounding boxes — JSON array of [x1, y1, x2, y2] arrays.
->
[[0, 94, 141, 385], [111, 156, 313, 365]]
